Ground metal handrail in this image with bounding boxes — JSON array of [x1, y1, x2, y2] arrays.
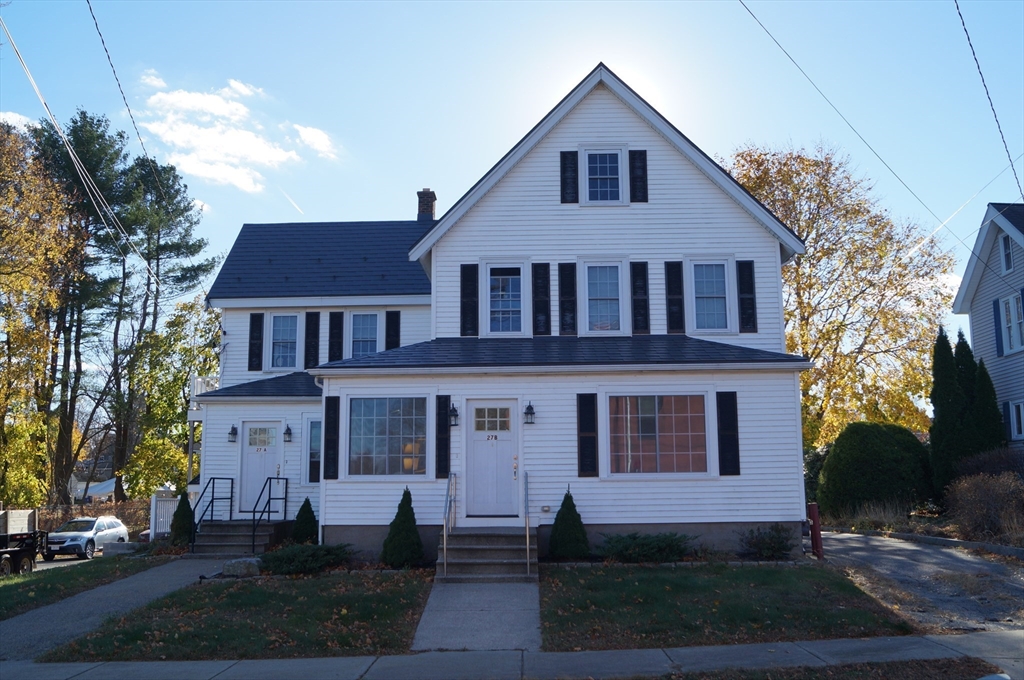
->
[[442, 473, 456, 576], [191, 477, 233, 552], [251, 476, 288, 553], [524, 470, 530, 576]]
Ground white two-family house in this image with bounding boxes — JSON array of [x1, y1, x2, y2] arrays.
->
[[194, 64, 811, 560]]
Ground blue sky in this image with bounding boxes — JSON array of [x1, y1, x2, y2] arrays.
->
[[2, 1, 1022, 336]]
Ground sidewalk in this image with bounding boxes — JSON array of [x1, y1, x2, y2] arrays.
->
[[412, 582, 542, 652], [0, 630, 1020, 679]]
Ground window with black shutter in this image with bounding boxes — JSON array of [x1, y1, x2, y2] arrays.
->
[[577, 393, 598, 477], [560, 151, 579, 204], [304, 312, 320, 368], [323, 396, 340, 480], [532, 263, 551, 336], [630, 262, 650, 335], [665, 262, 685, 334], [247, 313, 264, 371], [716, 392, 740, 476], [629, 150, 648, 203], [461, 264, 479, 337], [737, 261, 757, 333], [436, 395, 451, 478], [558, 262, 577, 336], [385, 311, 401, 350], [328, 312, 344, 362]]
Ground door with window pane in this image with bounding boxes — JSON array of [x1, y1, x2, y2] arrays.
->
[[466, 401, 518, 516], [241, 422, 283, 515]]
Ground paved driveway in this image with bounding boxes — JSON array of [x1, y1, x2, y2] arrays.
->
[[822, 532, 1024, 632]]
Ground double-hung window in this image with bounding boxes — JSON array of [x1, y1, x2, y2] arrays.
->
[[489, 267, 522, 333], [588, 153, 620, 202], [1002, 293, 1024, 354], [1001, 233, 1014, 274], [694, 263, 728, 330], [585, 264, 623, 333], [609, 395, 707, 474], [1010, 401, 1024, 441], [306, 420, 321, 484], [271, 315, 297, 368], [351, 313, 378, 358], [348, 397, 427, 475]]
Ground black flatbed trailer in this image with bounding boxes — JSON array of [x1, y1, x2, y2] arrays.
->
[[0, 530, 46, 576]]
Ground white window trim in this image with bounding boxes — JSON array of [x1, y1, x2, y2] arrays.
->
[[1000, 232, 1014, 274], [480, 262, 531, 337], [1000, 293, 1024, 355], [348, 311, 383, 359], [266, 312, 302, 372], [579, 259, 631, 336], [685, 256, 737, 335], [596, 384, 720, 479], [302, 414, 322, 486], [578, 144, 630, 206], [1011, 401, 1024, 441], [339, 390, 435, 481]]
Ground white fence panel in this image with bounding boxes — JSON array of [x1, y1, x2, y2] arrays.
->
[[149, 497, 179, 539]]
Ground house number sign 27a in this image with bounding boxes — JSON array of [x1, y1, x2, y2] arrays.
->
[[486, 435, 498, 441]]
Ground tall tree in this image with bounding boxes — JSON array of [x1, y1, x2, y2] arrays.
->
[[970, 359, 1004, 455], [728, 144, 955, 447], [930, 327, 967, 495]]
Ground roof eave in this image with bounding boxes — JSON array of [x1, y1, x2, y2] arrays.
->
[[309, 360, 812, 377]]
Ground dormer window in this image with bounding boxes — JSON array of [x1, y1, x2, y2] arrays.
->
[[1002, 233, 1014, 273]]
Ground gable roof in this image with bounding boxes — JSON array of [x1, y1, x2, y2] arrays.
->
[[195, 372, 321, 401], [207, 221, 433, 302], [409, 63, 805, 264], [952, 202, 1024, 314]]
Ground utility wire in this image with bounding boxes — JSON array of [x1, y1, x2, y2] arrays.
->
[[954, 0, 1024, 202]]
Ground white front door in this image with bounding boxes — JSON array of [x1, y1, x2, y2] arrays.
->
[[466, 401, 519, 517], [241, 422, 283, 515]]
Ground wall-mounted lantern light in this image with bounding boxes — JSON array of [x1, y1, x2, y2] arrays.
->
[[228, 425, 238, 442], [524, 402, 536, 425], [448, 403, 460, 427], [283, 425, 292, 443]]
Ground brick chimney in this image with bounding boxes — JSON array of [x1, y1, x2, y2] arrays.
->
[[417, 188, 436, 223]]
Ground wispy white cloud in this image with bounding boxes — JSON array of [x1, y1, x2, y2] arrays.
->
[[0, 111, 33, 130], [192, 198, 210, 213], [140, 69, 167, 89], [292, 124, 338, 160], [147, 90, 250, 123], [219, 79, 264, 99]]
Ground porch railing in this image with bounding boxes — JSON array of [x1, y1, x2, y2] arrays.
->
[[191, 477, 233, 552], [442, 472, 457, 576], [251, 477, 288, 553], [524, 471, 530, 576]]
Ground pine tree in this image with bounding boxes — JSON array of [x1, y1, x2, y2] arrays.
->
[[169, 492, 194, 546], [930, 327, 968, 496], [292, 497, 319, 544], [953, 330, 978, 408], [548, 488, 590, 560], [381, 487, 423, 568], [971, 360, 1005, 454]]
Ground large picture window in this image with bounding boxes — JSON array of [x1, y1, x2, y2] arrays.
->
[[489, 267, 522, 333], [271, 315, 297, 367], [609, 395, 707, 473], [349, 397, 427, 475]]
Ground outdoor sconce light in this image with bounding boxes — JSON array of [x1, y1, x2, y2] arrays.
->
[[448, 403, 460, 427], [283, 425, 292, 443], [524, 402, 536, 425], [228, 425, 238, 442]]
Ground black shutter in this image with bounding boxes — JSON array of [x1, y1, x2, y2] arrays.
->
[[629, 150, 648, 203], [717, 392, 740, 476], [304, 312, 320, 369], [436, 395, 451, 479], [247, 313, 264, 371], [665, 261, 685, 334], [558, 262, 577, 336], [737, 261, 758, 333], [630, 261, 650, 335], [460, 264, 479, 337], [385, 311, 401, 350], [328, 312, 344, 362], [323, 396, 340, 480], [577, 393, 598, 477], [993, 299, 1004, 357], [532, 263, 551, 336], [560, 151, 579, 204]]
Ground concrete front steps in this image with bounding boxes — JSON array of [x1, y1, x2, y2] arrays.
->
[[435, 527, 538, 583], [191, 520, 290, 556]]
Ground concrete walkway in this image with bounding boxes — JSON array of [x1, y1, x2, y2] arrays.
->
[[0, 558, 224, 662], [412, 583, 542, 652], [0, 630, 1019, 679]]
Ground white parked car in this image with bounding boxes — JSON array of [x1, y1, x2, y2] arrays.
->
[[43, 516, 129, 560]]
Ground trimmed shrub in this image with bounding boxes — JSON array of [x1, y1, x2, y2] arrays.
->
[[955, 447, 1024, 479], [292, 497, 319, 544], [818, 422, 929, 518], [738, 523, 796, 560], [169, 493, 193, 547], [599, 532, 695, 563], [803, 445, 828, 503], [260, 543, 353, 575], [548, 490, 590, 560], [946, 472, 1024, 542], [381, 487, 424, 568]]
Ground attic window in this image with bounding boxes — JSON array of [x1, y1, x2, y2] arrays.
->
[[580, 147, 628, 206], [1002, 233, 1014, 274]]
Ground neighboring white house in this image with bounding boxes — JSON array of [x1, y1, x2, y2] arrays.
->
[[953, 203, 1024, 451], [196, 64, 811, 559]]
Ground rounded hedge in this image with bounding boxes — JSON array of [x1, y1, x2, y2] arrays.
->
[[817, 422, 930, 517]]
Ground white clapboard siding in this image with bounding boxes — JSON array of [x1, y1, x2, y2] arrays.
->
[[430, 84, 786, 353], [320, 369, 804, 529]]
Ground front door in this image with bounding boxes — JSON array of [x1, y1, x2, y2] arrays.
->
[[466, 401, 519, 517], [241, 422, 283, 515]]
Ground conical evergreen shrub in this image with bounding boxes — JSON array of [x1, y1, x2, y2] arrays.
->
[[381, 487, 424, 568], [971, 360, 1005, 454], [548, 488, 590, 560], [292, 497, 319, 544], [169, 493, 194, 546], [930, 327, 969, 496]]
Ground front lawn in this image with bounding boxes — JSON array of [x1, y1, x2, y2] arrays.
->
[[0, 555, 172, 621], [41, 569, 434, 662], [541, 563, 913, 651]]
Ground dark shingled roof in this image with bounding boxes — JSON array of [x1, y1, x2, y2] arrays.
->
[[207, 221, 433, 300], [992, 203, 1024, 235], [318, 335, 807, 371], [197, 372, 321, 399]]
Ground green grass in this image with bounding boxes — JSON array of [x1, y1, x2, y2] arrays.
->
[[41, 569, 434, 662], [0, 555, 172, 621], [541, 563, 914, 652]]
